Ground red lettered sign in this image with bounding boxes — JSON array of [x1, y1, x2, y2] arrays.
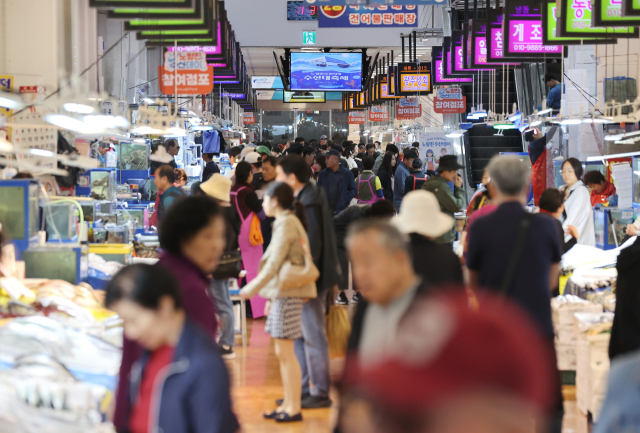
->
[[243, 113, 255, 125], [369, 105, 389, 122], [396, 104, 421, 119], [348, 111, 365, 124], [433, 96, 466, 114], [159, 52, 213, 95]]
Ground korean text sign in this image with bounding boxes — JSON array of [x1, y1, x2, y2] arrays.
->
[[561, 0, 636, 35], [396, 62, 432, 95], [503, 0, 563, 56], [369, 105, 389, 121], [348, 111, 366, 124], [396, 99, 421, 119], [290, 52, 363, 91], [318, 5, 418, 27], [433, 88, 466, 114], [243, 113, 255, 125], [159, 51, 213, 95]]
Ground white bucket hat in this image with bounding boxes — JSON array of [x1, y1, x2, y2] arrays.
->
[[394, 190, 454, 238], [200, 173, 232, 202]]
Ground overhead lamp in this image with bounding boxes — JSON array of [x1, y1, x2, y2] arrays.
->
[[493, 122, 516, 130], [583, 117, 614, 124], [84, 115, 129, 129], [63, 103, 94, 114], [586, 151, 640, 161], [44, 114, 96, 133], [537, 108, 553, 115], [560, 118, 583, 125], [604, 134, 624, 141], [530, 120, 542, 127], [0, 92, 24, 110]]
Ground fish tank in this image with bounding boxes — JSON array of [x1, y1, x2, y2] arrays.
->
[[118, 141, 149, 170], [117, 207, 149, 230], [22, 244, 89, 284], [0, 180, 39, 243], [42, 202, 77, 241], [90, 170, 116, 201], [594, 207, 635, 250]]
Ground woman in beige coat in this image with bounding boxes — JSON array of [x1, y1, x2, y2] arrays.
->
[[240, 182, 317, 423]]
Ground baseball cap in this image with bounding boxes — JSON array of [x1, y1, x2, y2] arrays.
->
[[320, 135, 328, 140], [344, 292, 555, 415], [245, 152, 262, 164], [256, 145, 271, 156], [326, 149, 341, 158], [239, 147, 255, 161]]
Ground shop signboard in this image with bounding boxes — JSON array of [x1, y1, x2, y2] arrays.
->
[[592, 0, 640, 26], [503, 0, 563, 58], [305, 0, 444, 5], [559, 0, 638, 37], [369, 105, 389, 121], [378, 74, 401, 99], [243, 112, 255, 124], [158, 51, 213, 95], [622, 0, 640, 16], [543, 0, 617, 43], [433, 87, 466, 114], [252, 76, 284, 89], [318, 5, 418, 27], [348, 111, 366, 124], [418, 132, 455, 173], [395, 62, 432, 96], [0, 76, 13, 118], [396, 98, 421, 119], [167, 23, 223, 55], [440, 43, 473, 81]]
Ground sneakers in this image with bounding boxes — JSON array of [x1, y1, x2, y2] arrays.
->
[[352, 291, 363, 304], [220, 345, 236, 360], [336, 292, 349, 305]]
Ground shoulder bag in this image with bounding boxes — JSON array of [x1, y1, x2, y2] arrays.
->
[[278, 224, 320, 291], [212, 248, 242, 279]]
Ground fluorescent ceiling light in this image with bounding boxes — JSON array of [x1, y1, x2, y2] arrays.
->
[[586, 151, 640, 161], [604, 134, 624, 141], [63, 103, 94, 114], [560, 118, 583, 125], [537, 108, 552, 115], [0, 93, 24, 110], [29, 148, 55, 157], [44, 114, 94, 133], [530, 120, 542, 126]]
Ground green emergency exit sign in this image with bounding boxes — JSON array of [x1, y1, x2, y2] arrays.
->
[[303, 31, 316, 45]]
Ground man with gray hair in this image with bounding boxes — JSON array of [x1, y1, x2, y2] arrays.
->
[[344, 219, 427, 367], [466, 154, 564, 433]]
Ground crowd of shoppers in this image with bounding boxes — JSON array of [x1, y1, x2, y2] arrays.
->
[[108, 134, 640, 433]]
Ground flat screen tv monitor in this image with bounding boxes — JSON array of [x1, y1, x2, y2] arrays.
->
[[290, 52, 363, 92], [283, 91, 326, 103]]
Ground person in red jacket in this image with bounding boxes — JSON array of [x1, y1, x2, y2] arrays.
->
[[584, 170, 617, 207]]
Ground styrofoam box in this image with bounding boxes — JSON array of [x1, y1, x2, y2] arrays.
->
[[555, 324, 577, 344], [553, 304, 603, 326], [556, 343, 577, 371]]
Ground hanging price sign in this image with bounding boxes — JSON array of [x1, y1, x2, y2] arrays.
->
[[369, 105, 389, 121], [348, 111, 366, 124]]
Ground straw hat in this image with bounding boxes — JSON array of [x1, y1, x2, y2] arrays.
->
[[200, 173, 232, 202], [394, 190, 454, 238]]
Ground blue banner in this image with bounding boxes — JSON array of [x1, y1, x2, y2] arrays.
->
[[318, 5, 419, 27], [306, 0, 445, 5]]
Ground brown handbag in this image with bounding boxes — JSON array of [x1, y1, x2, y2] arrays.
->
[[278, 227, 319, 291]]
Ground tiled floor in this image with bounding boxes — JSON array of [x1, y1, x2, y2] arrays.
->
[[227, 319, 591, 433]]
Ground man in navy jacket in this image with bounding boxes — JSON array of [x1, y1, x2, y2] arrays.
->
[[317, 149, 357, 215]]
